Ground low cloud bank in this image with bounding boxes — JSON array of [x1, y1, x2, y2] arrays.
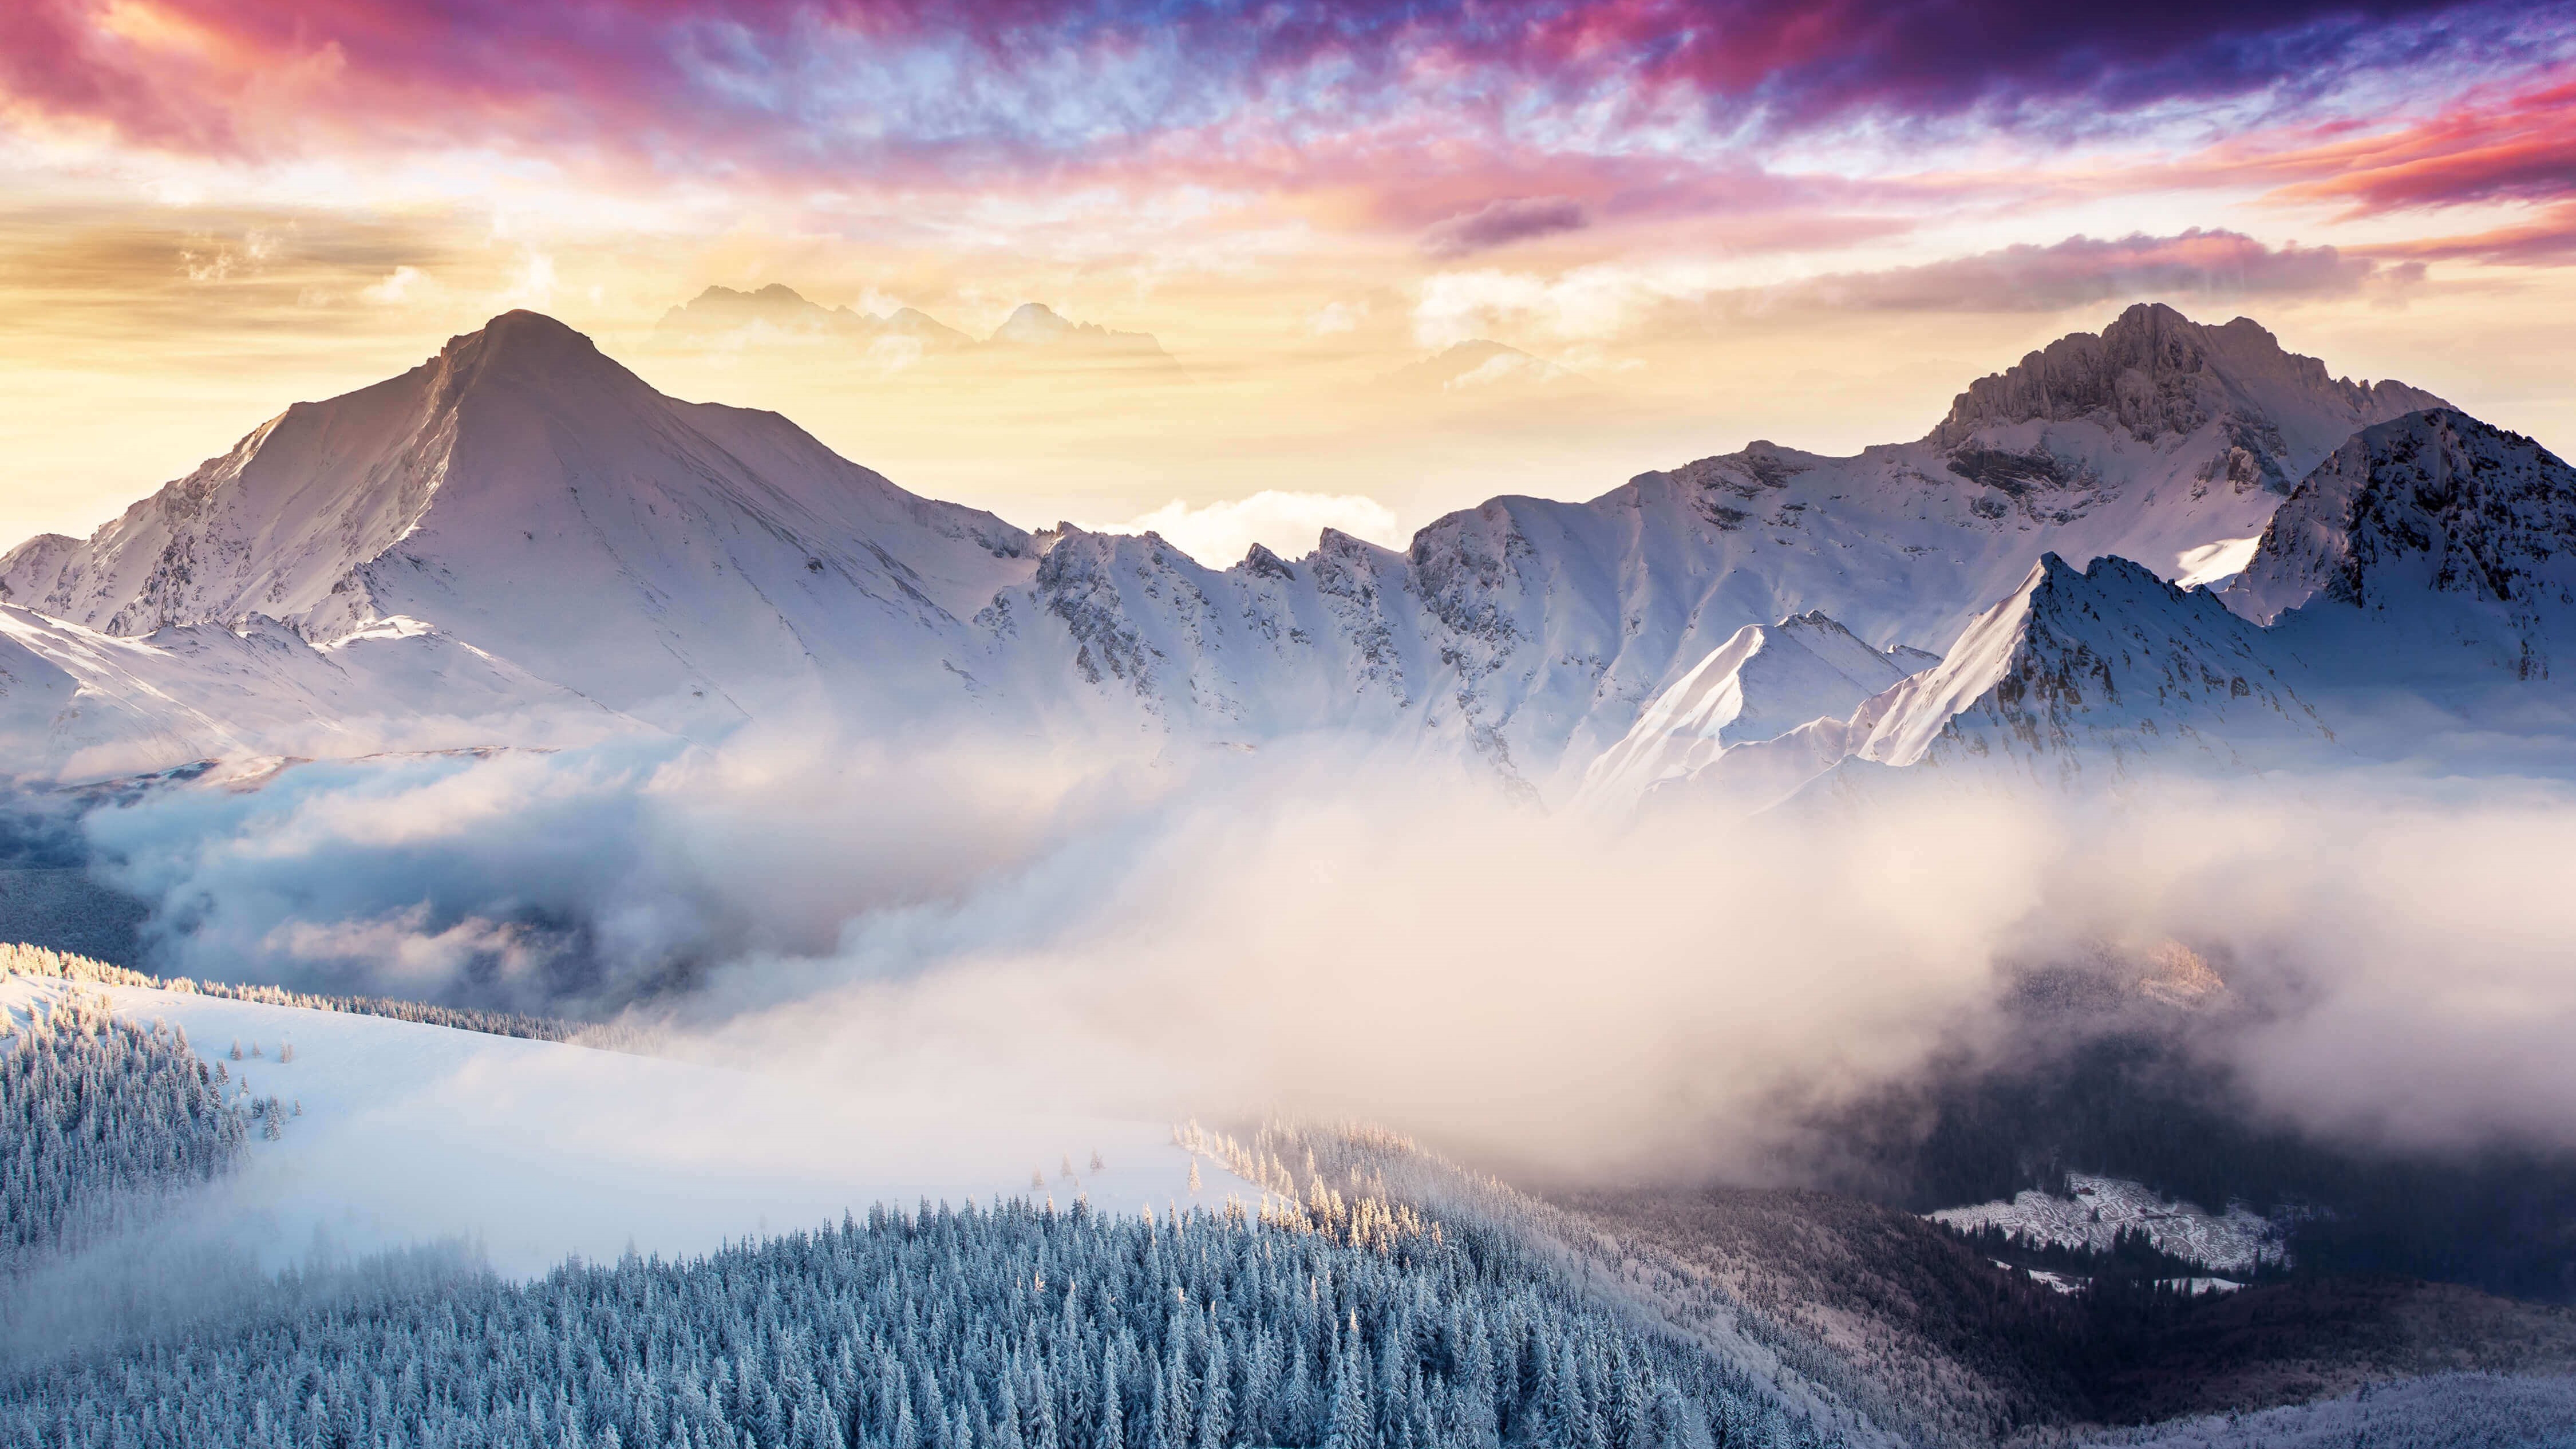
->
[[70, 735, 2576, 1183]]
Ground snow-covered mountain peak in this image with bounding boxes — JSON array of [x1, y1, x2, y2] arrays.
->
[[1582, 609, 1929, 800], [1930, 303, 2439, 463], [994, 302, 1076, 342], [2231, 409, 2576, 617], [0, 303, 2477, 789], [444, 308, 621, 376], [0, 310, 1038, 727], [1848, 550, 2329, 778], [2228, 408, 2576, 683]]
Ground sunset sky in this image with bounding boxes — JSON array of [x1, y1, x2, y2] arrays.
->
[[5, 0, 2573, 560]]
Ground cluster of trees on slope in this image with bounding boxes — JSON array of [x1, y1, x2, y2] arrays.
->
[[1184, 1124, 1894, 1444], [0, 943, 660, 1054], [1563, 1183, 2576, 1439], [1809, 1027, 2576, 1302], [0, 993, 243, 1266], [0, 1196, 1843, 1449], [1944, 1223, 2273, 1288], [1556, 1183, 2099, 1444]]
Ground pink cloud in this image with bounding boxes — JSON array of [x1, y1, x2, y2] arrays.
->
[[0, 0, 2563, 265]]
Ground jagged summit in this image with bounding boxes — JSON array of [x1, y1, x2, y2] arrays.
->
[[2230, 408, 2576, 682], [1929, 302, 2444, 491], [1845, 551, 2328, 779], [993, 302, 1076, 342], [986, 303, 1170, 360]]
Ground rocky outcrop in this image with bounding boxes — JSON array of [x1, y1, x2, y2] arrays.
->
[[1929, 303, 2441, 464], [2229, 409, 2576, 682]]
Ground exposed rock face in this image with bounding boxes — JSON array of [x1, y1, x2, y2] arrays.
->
[[2229, 409, 2576, 682], [1929, 304, 2443, 479]]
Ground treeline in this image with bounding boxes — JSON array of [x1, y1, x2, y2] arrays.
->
[[0, 1195, 1842, 1449], [1943, 1223, 2269, 1288], [0, 943, 661, 1055], [1185, 1123, 1893, 1443], [0, 993, 244, 1266]]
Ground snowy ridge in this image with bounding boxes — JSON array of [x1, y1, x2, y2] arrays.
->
[[0, 311, 1037, 734], [1610, 552, 2337, 808], [0, 603, 620, 781], [1582, 612, 1927, 800], [2229, 408, 2576, 685], [0, 303, 2488, 791], [976, 302, 2443, 795], [1847, 553, 2332, 780]]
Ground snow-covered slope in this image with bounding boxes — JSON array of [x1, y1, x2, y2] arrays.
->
[[2229, 409, 2576, 687], [1844, 554, 2332, 781], [0, 605, 621, 781], [0, 972, 1239, 1277], [0, 312, 1036, 732], [1629, 554, 2338, 807], [0, 303, 2453, 791], [1929, 1172, 2286, 1277], [1582, 612, 1929, 800], [1669, 413, 2576, 803], [974, 303, 2439, 795]]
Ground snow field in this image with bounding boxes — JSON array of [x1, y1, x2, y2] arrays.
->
[[5, 974, 1247, 1278], [1932, 1172, 2284, 1277]]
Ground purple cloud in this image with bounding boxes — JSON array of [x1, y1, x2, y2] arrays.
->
[[1421, 197, 1590, 257], [1788, 230, 2407, 312], [0, 0, 2562, 236]]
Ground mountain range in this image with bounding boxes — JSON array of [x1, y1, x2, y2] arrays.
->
[[653, 284, 1178, 368], [3, 302, 2566, 802]]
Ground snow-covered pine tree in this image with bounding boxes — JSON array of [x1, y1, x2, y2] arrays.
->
[[0, 1196, 1827, 1449], [0, 994, 246, 1265]]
